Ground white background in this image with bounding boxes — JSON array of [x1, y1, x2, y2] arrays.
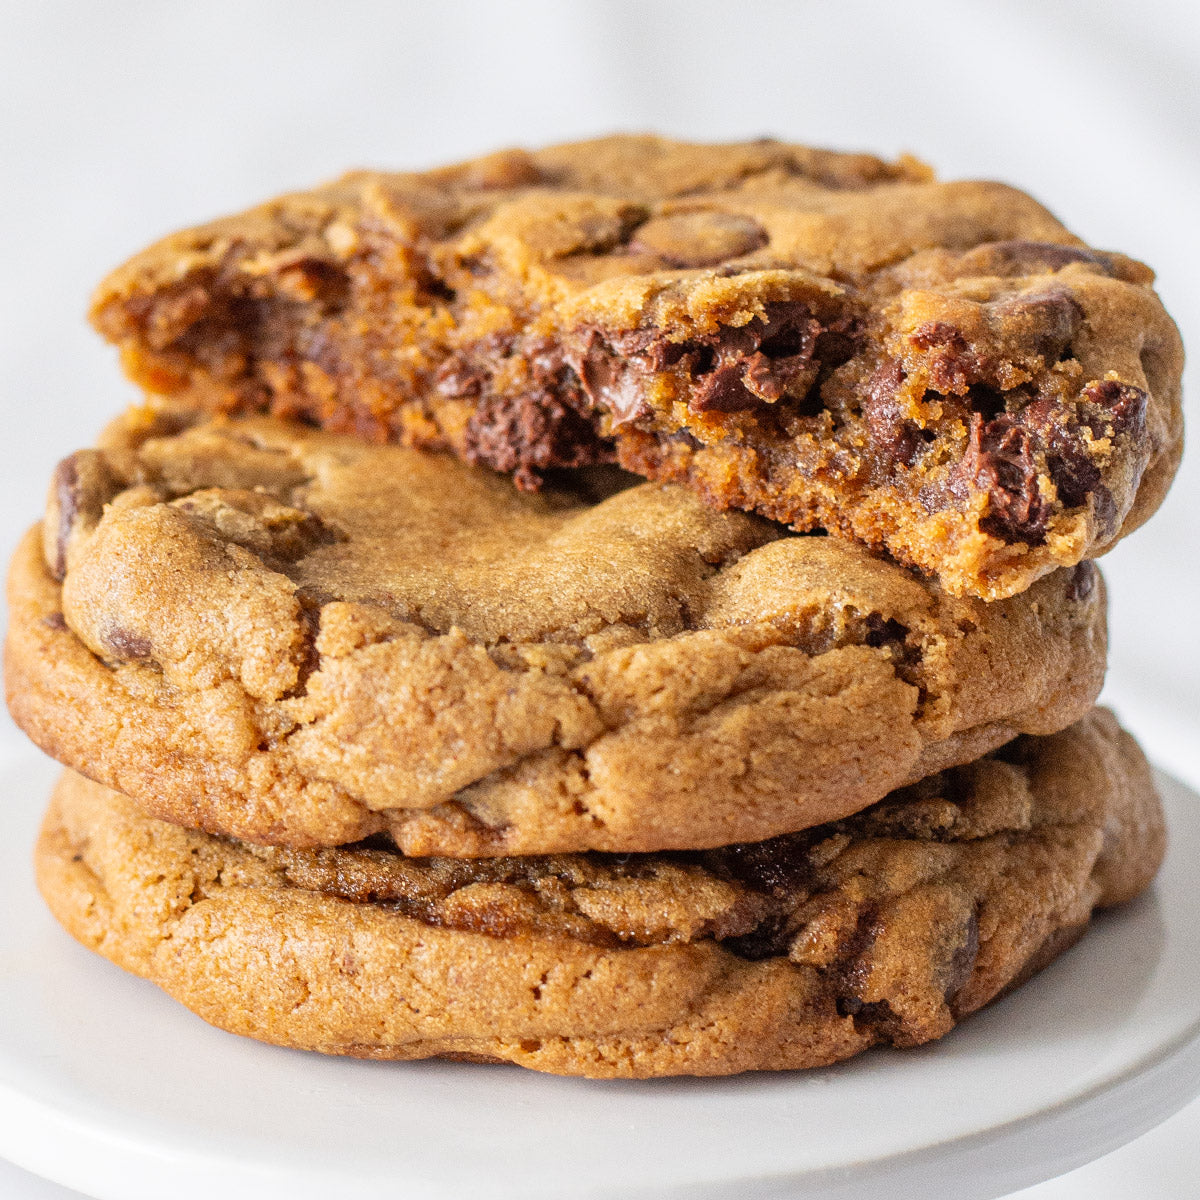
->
[[1, 2, 1197, 1196]]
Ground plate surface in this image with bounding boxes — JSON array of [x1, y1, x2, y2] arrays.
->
[[1, 752, 1198, 1200]]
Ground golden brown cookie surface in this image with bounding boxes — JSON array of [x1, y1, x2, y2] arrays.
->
[[34, 711, 1164, 1078], [7, 410, 1106, 853], [90, 135, 1184, 599]]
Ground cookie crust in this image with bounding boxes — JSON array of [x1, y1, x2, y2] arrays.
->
[[34, 711, 1164, 1078], [90, 135, 1184, 599], [8, 411, 1106, 854]]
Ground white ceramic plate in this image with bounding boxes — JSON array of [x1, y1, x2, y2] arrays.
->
[[0, 752, 1198, 1200]]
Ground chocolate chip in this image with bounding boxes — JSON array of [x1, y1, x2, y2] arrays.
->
[[102, 625, 153, 662], [864, 614, 908, 649], [461, 339, 614, 487], [963, 240, 1115, 277], [954, 412, 1050, 543], [171, 490, 338, 566], [47, 455, 80, 581], [1036, 382, 1145, 530], [1084, 379, 1149, 438], [942, 909, 979, 1002], [1066, 561, 1097, 602], [442, 335, 615, 487], [1091, 485, 1117, 535], [273, 257, 351, 308], [862, 360, 922, 467], [910, 321, 968, 353], [702, 829, 819, 896], [464, 393, 612, 489], [986, 288, 1083, 362], [575, 301, 849, 422], [41, 611, 68, 632], [629, 212, 768, 268], [692, 363, 764, 413], [720, 912, 794, 961], [687, 302, 850, 414], [1018, 380, 1146, 522], [436, 333, 514, 399], [452, 298, 858, 481], [43, 450, 121, 581], [576, 330, 653, 426], [834, 906, 884, 1017], [836, 997, 896, 1024]]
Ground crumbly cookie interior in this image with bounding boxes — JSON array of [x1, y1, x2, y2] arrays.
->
[[90, 136, 1183, 597]]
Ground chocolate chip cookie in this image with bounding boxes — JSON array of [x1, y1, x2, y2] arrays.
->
[[90, 135, 1183, 599], [7, 409, 1106, 854], [34, 710, 1163, 1078]]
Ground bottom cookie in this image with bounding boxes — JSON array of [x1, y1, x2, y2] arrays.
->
[[35, 709, 1163, 1079]]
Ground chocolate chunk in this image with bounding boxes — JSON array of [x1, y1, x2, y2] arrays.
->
[[464, 394, 612, 489], [962, 240, 1116, 277], [103, 625, 153, 662], [41, 611, 69, 632], [942, 909, 979, 1002], [629, 212, 768, 268], [864, 614, 909, 649], [1084, 379, 1149, 438], [688, 302, 849, 413], [461, 340, 613, 487], [692, 363, 764, 413], [443, 336, 614, 487], [575, 329, 654, 426], [720, 912, 794, 961], [702, 829, 818, 897], [986, 288, 1084, 361], [954, 412, 1050, 542], [1046, 444, 1102, 510], [862, 360, 922, 467], [43, 450, 121, 581], [1066, 561, 1097, 602]]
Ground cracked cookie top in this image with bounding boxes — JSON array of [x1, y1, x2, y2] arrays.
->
[[35, 710, 1164, 1076], [90, 135, 1183, 599], [8, 408, 1105, 854]]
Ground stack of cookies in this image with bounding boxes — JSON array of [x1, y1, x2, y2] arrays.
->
[[5, 137, 1182, 1078]]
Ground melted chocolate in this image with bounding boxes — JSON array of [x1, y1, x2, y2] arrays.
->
[[955, 412, 1051, 542], [575, 300, 859, 422], [862, 360, 922, 467], [442, 337, 614, 488]]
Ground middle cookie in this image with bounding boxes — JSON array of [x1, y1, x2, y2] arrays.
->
[[6, 409, 1106, 854]]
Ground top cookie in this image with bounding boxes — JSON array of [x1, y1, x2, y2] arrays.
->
[[6, 409, 1105, 854], [90, 135, 1183, 599]]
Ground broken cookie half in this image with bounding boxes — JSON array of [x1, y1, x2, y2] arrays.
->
[[90, 135, 1183, 599]]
